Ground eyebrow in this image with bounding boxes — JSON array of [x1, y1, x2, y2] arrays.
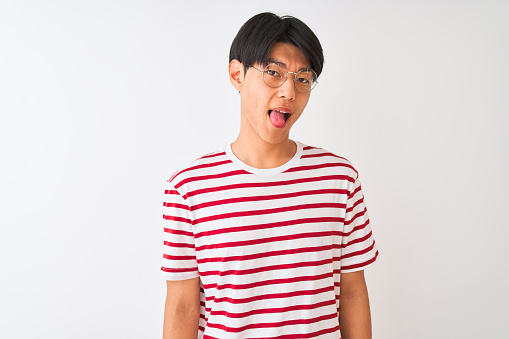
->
[[267, 58, 311, 72]]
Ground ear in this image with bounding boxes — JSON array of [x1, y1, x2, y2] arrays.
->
[[228, 59, 244, 92]]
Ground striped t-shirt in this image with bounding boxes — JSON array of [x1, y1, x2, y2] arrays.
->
[[161, 141, 378, 339]]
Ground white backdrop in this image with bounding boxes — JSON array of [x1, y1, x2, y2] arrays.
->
[[1, 0, 508, 338]]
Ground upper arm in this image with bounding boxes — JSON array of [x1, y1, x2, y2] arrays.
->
[[340, 270, 368, 299], [165, 277, 201, 311], [339, 270, 372, 338], [163, 277, 201, 339]]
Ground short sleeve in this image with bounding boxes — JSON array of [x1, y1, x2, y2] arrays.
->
[[341, 175, 379, 273], [160, 180, 199, 280]]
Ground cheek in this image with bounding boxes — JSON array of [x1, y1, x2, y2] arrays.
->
[[248, 91, 272, 114], [295, 96, 310, 113], [243, 83, 270, 106]]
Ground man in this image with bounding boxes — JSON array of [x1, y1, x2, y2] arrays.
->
[[161, 12, 378, 339]]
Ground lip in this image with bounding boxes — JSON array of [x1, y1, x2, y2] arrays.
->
[[271, 106, 293, 115]]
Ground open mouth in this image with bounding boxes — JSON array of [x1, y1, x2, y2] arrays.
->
[[268, 109, 291, 128], [269, 110, 291, 121]]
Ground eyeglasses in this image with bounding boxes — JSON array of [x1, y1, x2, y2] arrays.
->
[[249, 63, 318, 93]]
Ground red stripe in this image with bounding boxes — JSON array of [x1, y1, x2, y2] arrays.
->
[[199, 258, 332, 277], [196, 230, 342, 251], [171, 159, 232, 181], [163, 240, 195, 249], [343, 219, 370, 237], [341, 240, 376, 259], [346, 196, 364, 213], [195, 216, 343, 239], [164, 189, 179, 195], [202, 272, 333, 290], [302, 152, 349, 162], [162, 215, 191, 224], [348, 184, 362, 199], [341, 251, 378, 271], [191, 188, 347, 211], [163, 228, 193, 237], [194, 203, 344, 225], [168, 152, 226, 181], [206, 299, 336, 318], [284, 162, 356, 173], [199, 151, 226, 160], [262, 325, 340, 339], [174, 170, 249, 189], [197, 244, 340, 264], [161, 266, 197, 273], [162, 202, 189, 210], [205, 326, 341, 339], [163, 254, 196, 260], [183, 174, 354, 199], [207, 285, 334, 304], [206, 312, 338, 333], [342, 230, 373, 248], [345, 206, 367, 226]]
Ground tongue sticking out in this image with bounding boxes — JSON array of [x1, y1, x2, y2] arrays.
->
[[269, 110, 286, 127]]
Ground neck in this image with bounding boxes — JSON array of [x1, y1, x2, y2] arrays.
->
[[231, 136, 297, 169]]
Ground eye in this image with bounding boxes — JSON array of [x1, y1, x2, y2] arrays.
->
[[296, 77, 310, 84], [266, 69, 282, 77]]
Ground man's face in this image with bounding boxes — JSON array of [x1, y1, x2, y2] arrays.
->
[[237, 42, 311, 146]]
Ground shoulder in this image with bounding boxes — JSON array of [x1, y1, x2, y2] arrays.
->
[[165, 146, 231, 189], [299, 143, 359, 180]]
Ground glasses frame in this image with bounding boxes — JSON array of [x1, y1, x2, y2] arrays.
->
[[249, 63, 318, 93]]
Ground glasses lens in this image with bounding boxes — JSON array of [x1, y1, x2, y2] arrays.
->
[[295, 70, 317, 93], [263, 64, 286, 88], [262, 63, 318, 92]]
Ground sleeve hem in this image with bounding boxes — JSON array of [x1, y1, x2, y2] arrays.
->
[[340, 254, 379, 274], [160, 271, 199, 281]]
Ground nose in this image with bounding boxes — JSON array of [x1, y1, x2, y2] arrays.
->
[[277, 74, 296, 101]]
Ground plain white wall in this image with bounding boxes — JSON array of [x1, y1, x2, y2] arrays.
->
[[1, 0, 508, 338]]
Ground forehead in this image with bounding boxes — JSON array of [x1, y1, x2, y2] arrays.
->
[[267, 42, 310, 69]]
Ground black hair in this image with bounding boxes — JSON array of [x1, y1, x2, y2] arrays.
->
[[229, 12, 324, 77]]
